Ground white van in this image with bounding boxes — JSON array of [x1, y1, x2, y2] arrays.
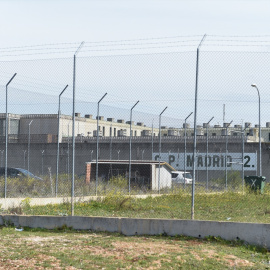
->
[[171, 171, 193, 185]]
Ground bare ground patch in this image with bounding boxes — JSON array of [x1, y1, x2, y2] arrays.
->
[[224, 254, 254, 267], [0, 230, 266, 269], [0, 255, 77, 270]]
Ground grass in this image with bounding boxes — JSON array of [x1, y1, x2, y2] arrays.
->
[[0, 226, 268, 269], [4, 185, 270, 224], [0, 171, 248, 198], [0, 174, 88, 198], [2, 172, 270, 224]]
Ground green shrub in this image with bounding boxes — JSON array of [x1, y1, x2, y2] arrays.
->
[[102, 190, 133, 209], [109, 175, 128, 189], [212, 171, 242, 190]]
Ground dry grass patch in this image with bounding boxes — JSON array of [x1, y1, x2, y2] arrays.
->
[[0, 228, 268, 269], [0, 255, 77, 270], [224, 255, 254, 267]]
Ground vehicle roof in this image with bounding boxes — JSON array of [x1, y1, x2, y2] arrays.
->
[[172, 171, 191, 173]]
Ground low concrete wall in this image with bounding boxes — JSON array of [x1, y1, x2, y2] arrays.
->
[[0, 197, 84, 210], [1, 215, 270, 249]]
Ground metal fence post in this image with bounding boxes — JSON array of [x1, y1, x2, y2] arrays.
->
[[5, 73, 17, 199], [225, 120, 233, 190], [206, 116, 214, 191], [56, 85, 68, 197], [192, 34, 206, 220], [96, 93, 107, 196], [242, 123, 250, 191], [28, 120, 33, 177], [184, 112, 193, 189], [129, 101, 139, 194], [251, 84, 261, 176], [71, 41, 84, 216], [158, 106, 168, 194]]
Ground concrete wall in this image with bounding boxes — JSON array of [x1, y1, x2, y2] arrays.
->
[[1, 214, 270, 249], [3, 140, 270, 180], [152, 165, 172, 189]]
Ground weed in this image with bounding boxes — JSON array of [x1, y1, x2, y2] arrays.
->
[[54, 224, 73, 231], [109, 175, 128, 189], [102, 189, 134, 210], [8, 206, 23, 215], [21, 197, 31, 210], [213, 171, 243, 190], [2, 217, 14, 227], [204, 235, 268, 254]]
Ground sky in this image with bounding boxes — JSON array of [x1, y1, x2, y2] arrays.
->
[[1, 0, 270, 44], [0, 0, 270, 128]]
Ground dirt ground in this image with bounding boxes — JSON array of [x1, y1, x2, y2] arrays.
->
[[0, 230, 267, 269]]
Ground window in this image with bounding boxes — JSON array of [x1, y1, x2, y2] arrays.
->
[[0, 119, 5, 136], [184, 173, 192, 179], [10, 119, 19, 135], [212, 133, 216, 136]]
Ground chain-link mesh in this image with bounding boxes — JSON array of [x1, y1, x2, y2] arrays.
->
[[0, 36, 270, 222]]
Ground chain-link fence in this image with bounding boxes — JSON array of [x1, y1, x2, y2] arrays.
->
[[0, 36, 270, 222]]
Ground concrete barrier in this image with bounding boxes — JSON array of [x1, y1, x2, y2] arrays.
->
[[1, 214, 270, 249]]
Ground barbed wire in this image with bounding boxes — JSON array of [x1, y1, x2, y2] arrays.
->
[[0, 35, 270, 58]]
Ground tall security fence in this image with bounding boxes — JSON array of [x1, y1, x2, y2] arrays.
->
[[0, 36, 270, 222]]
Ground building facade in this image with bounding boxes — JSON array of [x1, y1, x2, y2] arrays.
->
[[0, 113, 270, 144]]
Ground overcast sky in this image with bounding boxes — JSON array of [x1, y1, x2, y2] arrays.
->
[[0, 0, 270, 127], [1, 0, 270, 45]]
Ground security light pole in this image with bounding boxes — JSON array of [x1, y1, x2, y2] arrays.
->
[[5, 73, 17, 198], [56, 85, 68, 197]]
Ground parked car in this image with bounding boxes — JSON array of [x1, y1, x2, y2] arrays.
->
[[0, 167, 43, 181], [171, 171, 193, 185]]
